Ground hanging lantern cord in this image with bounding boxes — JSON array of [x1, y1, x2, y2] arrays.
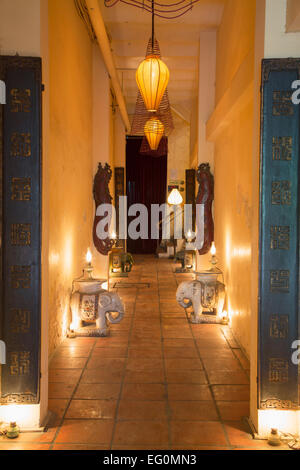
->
[[152, 0, 154, 51]]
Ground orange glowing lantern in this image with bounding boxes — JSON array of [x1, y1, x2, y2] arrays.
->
[[144, 117, 164, 150], [136, 55, 169, 112]]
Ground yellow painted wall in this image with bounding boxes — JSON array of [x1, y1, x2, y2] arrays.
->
[[91, 45, 116, 279], [48, 0, 93, 355], [216, 0, 256, 104], [213, 0, 256, 356], [0, 0, 41, 56]]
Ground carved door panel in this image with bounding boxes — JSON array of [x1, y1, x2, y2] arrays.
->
[[0, 57, 42, 404], [259, 59, 300, 410]]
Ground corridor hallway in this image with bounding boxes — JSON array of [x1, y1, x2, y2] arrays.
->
[[0, 256, 282, 450]]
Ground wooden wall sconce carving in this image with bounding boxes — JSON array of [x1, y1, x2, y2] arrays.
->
[[196, 163, 214, 255], [93, 163, 114, 256]]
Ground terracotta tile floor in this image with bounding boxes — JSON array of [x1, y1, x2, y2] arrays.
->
[[0, 256, 289, 450]]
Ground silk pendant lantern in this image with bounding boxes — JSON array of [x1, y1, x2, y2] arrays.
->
[[168, 188, 183, 205], [136, 55, 169, 112], [144, 117, 164, 150]]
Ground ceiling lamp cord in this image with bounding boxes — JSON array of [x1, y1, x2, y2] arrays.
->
[[152, 0, 154, 51], [135, 0, 170, 113], [104, 0, 201, 20], [74, 0, 96, 41], [104, 0, 198, 20]]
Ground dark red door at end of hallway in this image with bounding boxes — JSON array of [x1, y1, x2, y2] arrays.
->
[[126, 137, 167, 254]]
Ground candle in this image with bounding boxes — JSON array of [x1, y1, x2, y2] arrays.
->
[[221, 311, 229, 325], [210, 242, 216, 256], [86, 248, 92, 265]]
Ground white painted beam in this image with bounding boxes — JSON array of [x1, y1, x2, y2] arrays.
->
[[86, 0, 130, 131]]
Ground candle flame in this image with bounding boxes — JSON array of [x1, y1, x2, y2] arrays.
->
[[211, 242, 216, 256], [86, 248, 92, 264]]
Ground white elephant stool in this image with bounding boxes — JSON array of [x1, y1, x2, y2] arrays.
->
[[70, 277, 124, 337], [176, 270, 225, 323]]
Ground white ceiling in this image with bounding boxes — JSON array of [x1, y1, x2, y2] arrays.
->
[[99, 0, 225, 117]]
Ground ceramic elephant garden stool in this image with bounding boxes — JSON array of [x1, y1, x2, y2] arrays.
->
[[70, 283, 124, 337], [176, 273, 225, 323]]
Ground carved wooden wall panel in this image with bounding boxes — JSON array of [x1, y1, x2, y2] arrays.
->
[[93, 163, 114, 255], [196, 163, 214, 255], [259, 59, 300, 410], [0, 56, 42, 404]]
